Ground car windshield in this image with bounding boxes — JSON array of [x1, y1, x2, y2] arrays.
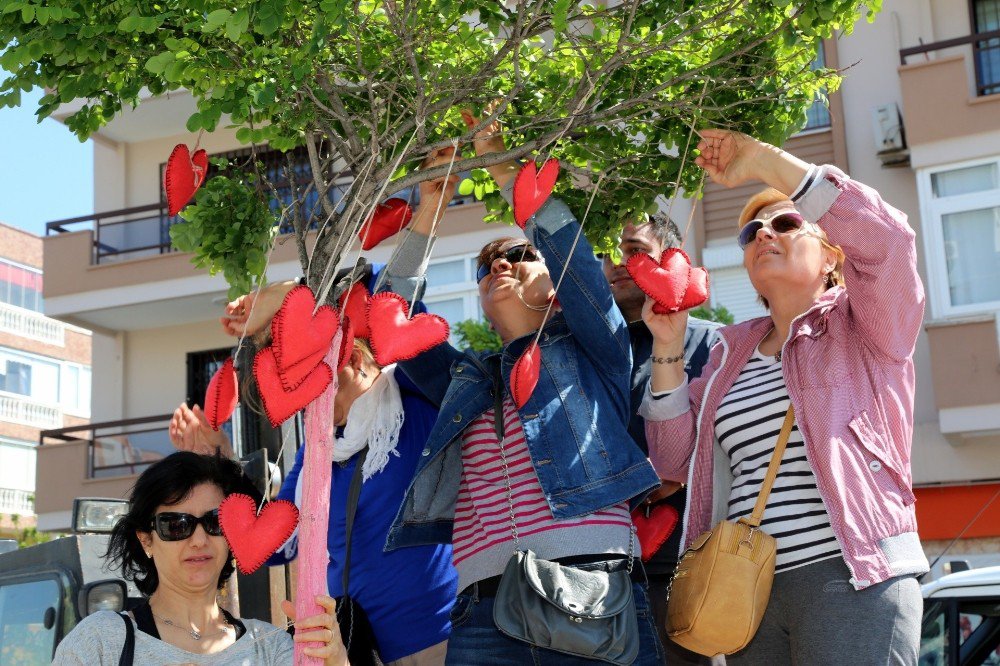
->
[[0, 577, 61, 665]]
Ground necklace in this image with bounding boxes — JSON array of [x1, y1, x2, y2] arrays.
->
[[515, 287, 551, 312], [151, 609, 231, 641]]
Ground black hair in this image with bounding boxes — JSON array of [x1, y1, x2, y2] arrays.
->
[[105, 451, 260, 596], [645, 212, 683, 250]]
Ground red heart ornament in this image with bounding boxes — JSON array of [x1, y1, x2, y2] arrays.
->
[[358, 198, 413, 250], [337, 318, 355, 374], [204, 357, 238, 431], [164, 144, 209, 216], [513, 159, 560, 228], [631, 503, 679, 562], [510, 341, 541, 409], [270, 286, 339, 391], [366, 292, 449, 366], [219, 493, 299, 574], [626, 249, 710, 314], [254, 347, 333, 427], [338, 283, 372, 340]]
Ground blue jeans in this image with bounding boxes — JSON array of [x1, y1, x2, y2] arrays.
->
[[445, 582, 665, 665]]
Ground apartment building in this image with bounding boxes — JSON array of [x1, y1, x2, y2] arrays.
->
[[37, 0, 999, 569], [0, 223, 91, 538]]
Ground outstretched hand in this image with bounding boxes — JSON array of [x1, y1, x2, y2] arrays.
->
[[693, 129, 762, 188], [168, 403, 235, 458], [282, 596, 349, 666], [219, 281, 297, 338], [461, 103, 520, 189]]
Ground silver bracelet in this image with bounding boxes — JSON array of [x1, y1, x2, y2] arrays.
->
[[651, 353, 684, 364]]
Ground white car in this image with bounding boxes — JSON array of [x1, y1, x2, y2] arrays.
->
[[921, 567, 1000, 666]]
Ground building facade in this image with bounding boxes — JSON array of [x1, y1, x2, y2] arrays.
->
[[37, 0, 1000, 569], [0, 223, 91, 538]]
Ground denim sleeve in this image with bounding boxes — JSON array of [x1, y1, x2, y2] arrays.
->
[[523, 198, 632, 377], [397, 342, 464, 407]]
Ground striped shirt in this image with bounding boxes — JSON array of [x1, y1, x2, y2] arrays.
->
[[452, 398, 633, 591], [715, 350, 842, 572]]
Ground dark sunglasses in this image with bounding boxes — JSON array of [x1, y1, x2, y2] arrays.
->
[[737, 212, 806, 250], [476, 245, 542, 283], [151, 509, 223, 541]]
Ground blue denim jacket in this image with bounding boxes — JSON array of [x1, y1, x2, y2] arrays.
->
[[383, 196, 660, 550]]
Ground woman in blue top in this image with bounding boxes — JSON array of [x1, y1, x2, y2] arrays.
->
[[169, 153, 460, 666]]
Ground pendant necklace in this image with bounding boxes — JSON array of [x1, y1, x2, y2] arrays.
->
[[151, 610, 230, 641]]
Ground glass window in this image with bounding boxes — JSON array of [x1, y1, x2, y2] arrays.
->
[[941, 206, 1000, 307], [0, 577, 61, 664], [920, 600, 948, 666], [425, 297, 467, 327], [1, 361, 31, 396], [958, 598, 1000, 665], [426, 259, 468, 287], [975, 0, 1000, 96], [933, 163, 999, 198], [803, 43, 831, 130]]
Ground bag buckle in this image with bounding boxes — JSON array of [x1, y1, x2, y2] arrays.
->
[[738, 526, 757, 551]]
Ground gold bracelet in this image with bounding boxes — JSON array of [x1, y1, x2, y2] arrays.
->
[[651, 353, 684, 364]]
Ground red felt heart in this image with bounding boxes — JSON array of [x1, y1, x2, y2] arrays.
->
[[626, 249, 710, 315], [254, 347, 333, 427], [366, 292, 449, 366], [358, 198, 413, 250], [204, 357, 238, 431], [219, 493, 299, 575], [513, 159, 560, 228], [510, 341, 541, 409], [270, 286, 339, 391], [164, 144, 208, 216], [337, 318, 355, 374], [631, 503, 680, 562], [338, 283, 371, 340]]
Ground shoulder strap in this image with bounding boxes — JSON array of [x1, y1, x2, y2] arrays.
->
[[745, 405, 796, 529], [117, 612, 135, 666], [341, 447, 368, 596]]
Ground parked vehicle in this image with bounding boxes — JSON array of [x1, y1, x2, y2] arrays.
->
[[921, 566, 1000, 666]]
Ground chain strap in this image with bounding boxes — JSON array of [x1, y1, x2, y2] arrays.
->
[[495, 402, 521, 551]]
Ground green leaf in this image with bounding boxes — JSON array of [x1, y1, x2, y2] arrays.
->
[[20, 4, 33, 21], [185, 111, 202, 132], [225, 9, 250, 40], [457, 178, 475, 196], [203, 8, 231, 32], [144, 52, 175, 75]]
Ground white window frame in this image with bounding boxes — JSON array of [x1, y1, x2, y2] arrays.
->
[[422, 253, 486, 325], [0, 346, 92, 417], [917, 155, 1000, 319]]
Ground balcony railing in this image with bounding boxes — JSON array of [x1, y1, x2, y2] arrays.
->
[[40, 414, 175, 478], [0, 487, 34, 514], [900, 29, 1000, 96], [0, 301, 65, 346], [46, 203, 182, 265], [0, 392, 62, 429]]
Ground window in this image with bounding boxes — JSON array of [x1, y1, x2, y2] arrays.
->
[[919, 158, 1000, 318], [803, 43, 832, 131], [920, 597, 1000, 666], [422, 254, 487, 344], [0, 577, 61, 664], [0, 260, 43, 313], [0, 349, 91, 415], [974, 0, 1000, 96]]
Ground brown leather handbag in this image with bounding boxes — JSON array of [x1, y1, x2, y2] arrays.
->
[[665, 405, 795, 657]]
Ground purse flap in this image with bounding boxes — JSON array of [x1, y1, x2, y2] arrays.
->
[[520, 550, 633, 619]]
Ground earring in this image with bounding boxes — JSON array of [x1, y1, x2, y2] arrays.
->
[[145, 551, 152, 559], [359, 369, 368, 379]]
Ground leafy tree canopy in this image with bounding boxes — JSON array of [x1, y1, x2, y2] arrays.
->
[[1, 0, 880, 291]]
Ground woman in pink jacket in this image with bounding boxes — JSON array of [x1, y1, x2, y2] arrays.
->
[[641, 130, 927, 665]]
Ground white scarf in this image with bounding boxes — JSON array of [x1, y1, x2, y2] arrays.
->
[[332, 363, 405, 481]]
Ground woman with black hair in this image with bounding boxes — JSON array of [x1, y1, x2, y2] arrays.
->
[[52, 451, 348, 665]]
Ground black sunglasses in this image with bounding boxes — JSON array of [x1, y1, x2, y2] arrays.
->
[[737, 212, 806, 250], [476, 245, 542, 283], [151, 509, 223, 541]]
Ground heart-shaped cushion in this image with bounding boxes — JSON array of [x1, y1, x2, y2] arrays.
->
[[164, 144, 209, 216], [219, 493, 299, 574], [270, 286, 339, 391], [510, 341, 541, 409], [358, 198, 413, 250], [631, 503, 680, 562], [204, 357, 238, 431], [367, 292, 449, 366], [337, 318, 355, 374], [513, 159, 560, 228], [626, 249, 710, 314], [338, 283, 371, 340], [254, 347, 332, 427]]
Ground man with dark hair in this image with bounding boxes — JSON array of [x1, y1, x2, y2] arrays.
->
[[602, 213, 720, 665]]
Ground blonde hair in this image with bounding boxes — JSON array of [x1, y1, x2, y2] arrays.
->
[[739, 187, 846, 308]]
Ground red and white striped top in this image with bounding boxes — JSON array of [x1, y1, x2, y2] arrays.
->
[[452, 398, 633, 588]]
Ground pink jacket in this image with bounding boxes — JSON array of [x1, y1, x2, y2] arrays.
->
[[640, 166, 929, 589]]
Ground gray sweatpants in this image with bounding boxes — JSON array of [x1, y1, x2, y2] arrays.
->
[[727, 557, 922, 666]]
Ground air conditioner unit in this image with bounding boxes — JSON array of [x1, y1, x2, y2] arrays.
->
[[872, 103, 910, 167]]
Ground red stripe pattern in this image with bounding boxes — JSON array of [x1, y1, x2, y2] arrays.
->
[[452, 399, 632, 566]]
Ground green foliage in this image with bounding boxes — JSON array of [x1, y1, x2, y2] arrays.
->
[[169, 165, 276, 299], [15, 524, 50, 548], [453, 318, 502, 352], [690, 305, 735, 325]]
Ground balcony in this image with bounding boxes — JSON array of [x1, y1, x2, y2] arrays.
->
[[0, 487, 33, 515], [35, 415, 174, 530], [924, 315, 1000, 438], [898, 30, 1000, 151], [0, 301, 66, 346], [0, 392, 62, 430]]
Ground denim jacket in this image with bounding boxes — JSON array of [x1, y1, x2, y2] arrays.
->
[[383, 196, 660, 550]]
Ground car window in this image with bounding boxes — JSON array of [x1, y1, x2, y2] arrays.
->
[[959, 599, 1000, 666], [0, 577, 61, 665], [922, 599, 949, 666]]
